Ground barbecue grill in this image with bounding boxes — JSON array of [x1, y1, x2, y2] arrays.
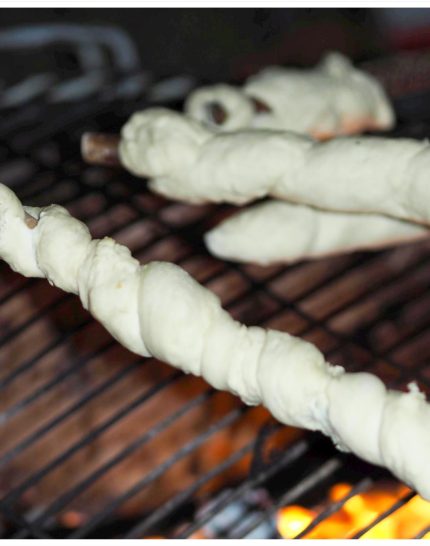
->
[[0, 23, 430, 539]]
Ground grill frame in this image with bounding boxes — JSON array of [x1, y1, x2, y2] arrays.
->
[[0, 45, 429, 539]]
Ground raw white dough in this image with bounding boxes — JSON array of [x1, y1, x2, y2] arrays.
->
[[0, 183, 429, 500], [205, 200, 429, 265], [119, 107, 430, 226], [185, 52, 394, 137]]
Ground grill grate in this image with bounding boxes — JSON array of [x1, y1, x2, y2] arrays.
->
[[0, 47, 430, 539]]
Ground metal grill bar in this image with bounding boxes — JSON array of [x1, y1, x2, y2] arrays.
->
[[0, 56, 429, 540], [70, 404, 246, 538], [124, 437, 260, 538], [351, 490, 417, 538], [231, 458, 342, 539], [0, 354, 139, 469], [11, 378, 210, 538], [177, 438, 311, 538], [0, 313, 93, 391], [0, 503, 50, 539], [0, 279, 36, 307], [0, 295, 68, 350], [295, 477, 373, 538], [415, 524, 430, 539], [1, 363, 178, 505], [0, 339, 118, 426]]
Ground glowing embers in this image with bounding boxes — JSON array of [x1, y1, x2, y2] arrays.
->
[[277, 482, 430, 539], [277, 505, 315, 538]]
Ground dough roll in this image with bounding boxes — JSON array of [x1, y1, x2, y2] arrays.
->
[[0, 183, 429, 500], [185, 52, 394, 138], [205, 200, 429, 265], [119, 107, 430, 226]]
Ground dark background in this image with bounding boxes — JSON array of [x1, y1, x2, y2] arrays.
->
[[1, 8, 430, 83]]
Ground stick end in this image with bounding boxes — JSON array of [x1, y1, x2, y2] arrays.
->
[[81, 132, 121, 167]]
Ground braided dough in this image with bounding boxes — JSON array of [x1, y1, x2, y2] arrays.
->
[[185, 52, 394, 138], [205, 200, 429, 265], [0, 183, 429, 500], [119, 107, 430, 226]]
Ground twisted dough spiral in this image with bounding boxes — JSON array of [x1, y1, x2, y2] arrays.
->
[[0, 183, 429, 500], [119, 107, 430, 227]]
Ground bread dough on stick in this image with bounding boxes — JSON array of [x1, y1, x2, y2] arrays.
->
[[185, 52, 395, 137], [1, 183, 429, 500], [116, 107, 430, 226], [205, 200, 429, 265]]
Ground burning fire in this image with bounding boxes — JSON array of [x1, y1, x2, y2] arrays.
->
[[277, 482, 430, 539]]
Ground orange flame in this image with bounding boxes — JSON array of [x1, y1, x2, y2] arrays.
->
[[277, 482, 430, 539], [276, 506, 316, 538]]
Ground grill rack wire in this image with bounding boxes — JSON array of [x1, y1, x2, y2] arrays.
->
[[0, 47, 430, 539]]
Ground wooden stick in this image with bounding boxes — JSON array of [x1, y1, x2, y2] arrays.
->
[[206, 98, 271, 125], [80, 97, 272, 166], [81, 133, 121, 167], [25, 213, 38, 229], [206, 101, 228, 125]]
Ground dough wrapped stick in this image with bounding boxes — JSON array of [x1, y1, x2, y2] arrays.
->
[[185, 52, 395, 138], [205, 200, 429, 265], [83, 107, 430, 225], [1, 183, 429, 501]]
